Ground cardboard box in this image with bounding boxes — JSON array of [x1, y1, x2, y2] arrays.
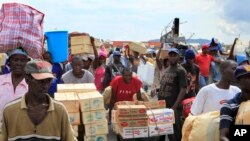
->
[[143, 100, 166, 109], [71, 35, 91, 45], [84, 120, 108, 136], [72, 125, 78, 137], [118, 119, 148, 127], [57, 83, 97, 93], [84, 135, 107, 141], [112, 110, 147, 122], [78, 92, 104, 112], [111, 110, 117, 123], [147, 108, 175, 125], [54, 92, 79, 113], [128, 42, 147, 54], [148, 124, 174, 136], [112, 123, 119, 133], [71, 44, 94, 54], [82, 110, 106, 124], [119, 126, 148, 139], [69, 112, 80, 125], [117, 105, 147, 115]]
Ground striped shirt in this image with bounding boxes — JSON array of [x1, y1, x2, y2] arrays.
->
[[220, 92, 242, 129], [1, 94, 76, 141]]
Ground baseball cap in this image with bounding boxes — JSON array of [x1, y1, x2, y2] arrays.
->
[[87, 54, 95, 61], [25, 60, 55, 80], [113, 51, 121, 56], [185, 49, 195, 59], [168, 48, 179, 55], [236, 54, 249, 65], [9, 48, 28, 58], [99, 50, 107, 58], [234, 65, 250, 79], [202, 44, 209, 50]]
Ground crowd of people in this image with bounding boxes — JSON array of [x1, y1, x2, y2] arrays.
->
[[0, 37, 250, 141]]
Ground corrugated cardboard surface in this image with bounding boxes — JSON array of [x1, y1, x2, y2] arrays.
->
[[117, 105, 147, 115], [78, 92, 104, 112], [71, 44, 94, 54], [148, 124, 174, 136], [54, 92, 79, 113], [57, 83, 96, 93], [82, 110, 106, 124], [84, 120, 108, 136], [84, 134, 107, 141], [119, 126, 148, 139]]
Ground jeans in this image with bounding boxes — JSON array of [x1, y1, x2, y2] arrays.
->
[[210, 61, 221, 82], [199, 75, 209, 88]]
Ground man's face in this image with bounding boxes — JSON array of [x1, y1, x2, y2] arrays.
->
[[122, 71, 132, 83], [43, 53, 51, 63], [168, 52, 179, 65], [71, 60, 83, 75], [82, 60, 91, 69], [26, 75, 52, 97], [186, 58, 194, 65], [9, 54, 29, 74], [202, 48, 209, 54], [113, 55, 121, 62]]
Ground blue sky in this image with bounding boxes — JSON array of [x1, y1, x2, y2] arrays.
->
[[1, 0, 249, 44]]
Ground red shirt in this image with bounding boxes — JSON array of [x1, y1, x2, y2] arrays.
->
[[110, 76, 142, 102], [195, 53, 214, 77]]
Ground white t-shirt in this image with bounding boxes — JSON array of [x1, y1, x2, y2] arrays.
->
[[62, 69, 94, 84], [191, 83, 241, 115]]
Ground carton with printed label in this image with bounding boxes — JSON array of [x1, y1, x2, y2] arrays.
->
[[147, 108, 175, 125], [82, 110, 106, 124], [84, 120, 108, 136], [78, 92, 104, 112], [148, 124, 174, 136]]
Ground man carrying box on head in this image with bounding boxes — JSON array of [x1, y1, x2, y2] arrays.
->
[[1, 60, 76, 141]]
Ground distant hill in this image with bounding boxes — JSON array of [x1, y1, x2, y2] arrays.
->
[[149, 38, 210, 45]]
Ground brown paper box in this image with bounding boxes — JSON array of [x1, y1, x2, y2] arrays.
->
[[71, 44, 94, 54], [119, 126, 148, 139], [84, 120, 108, 136], [57, 83, 96, 93], [72, 125, 79, 137], [117, 105, 147, 115], [54, 92, 79, 113], [143, 100, 166, 109], [71, 35, 91, 46], [84, 135, 107, 141], [78, 92, 104, 112], [128, 42, 147, 54], [82, 110, 106, 124], [148, 124, 174, 136], [69, 112, 80, 125], [117, 119, 148, 127]]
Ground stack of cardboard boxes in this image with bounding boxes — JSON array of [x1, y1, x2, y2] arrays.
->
[[55, 83, 108, 141], [78, 91, 108, 141], [112, 100, 175, 139], [70, 35, 101, 55]]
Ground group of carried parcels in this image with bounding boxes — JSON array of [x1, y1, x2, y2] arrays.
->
[[70, 33, 101, 55], [55, 83, 108, 141], [111, 100, 175, 139]]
